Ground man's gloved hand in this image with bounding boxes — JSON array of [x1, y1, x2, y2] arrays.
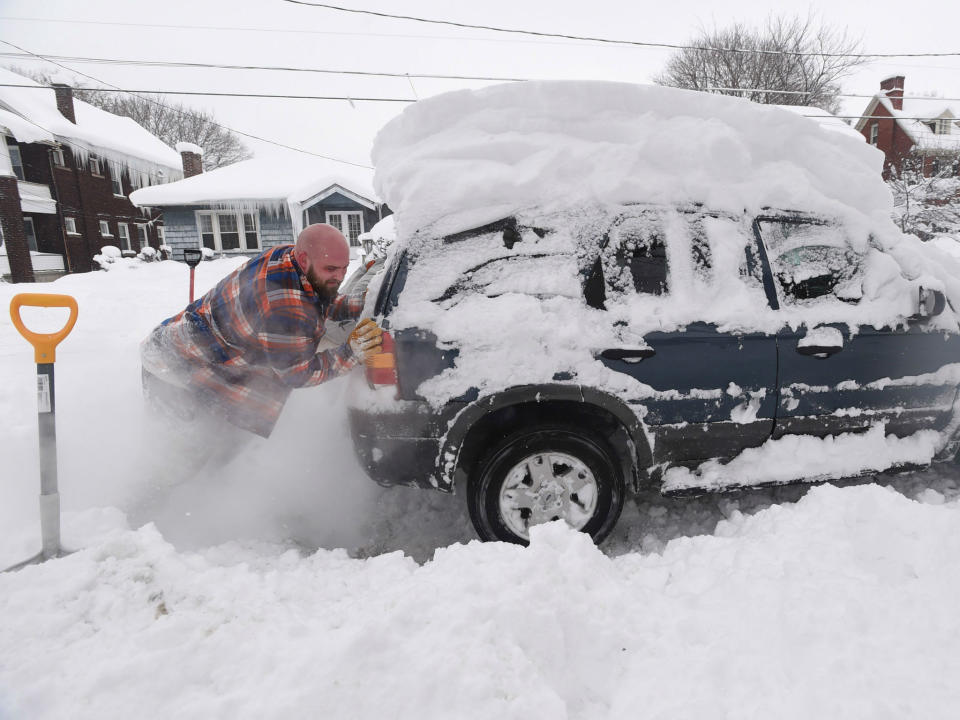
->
[[348, 318, 384, 362]]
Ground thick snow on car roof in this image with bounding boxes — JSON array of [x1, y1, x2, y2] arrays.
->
[[372, 80, 889, 239]]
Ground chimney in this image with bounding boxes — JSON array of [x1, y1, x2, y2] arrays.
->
[[52, 83, 76, 123], [175, 141, 204, 178], [880, 75, 905, 111]]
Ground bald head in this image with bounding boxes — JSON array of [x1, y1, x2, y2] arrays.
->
[[295, 223, 350, 299]]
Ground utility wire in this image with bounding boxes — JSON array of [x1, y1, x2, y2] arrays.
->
[[0, 14, 594, 46], [0, 83, 417, 102], [708, 86, 960, 102], [0, 40, 375, 169], [6, 52, 959, 104], [0, 51, 528, 83], [5, 84, 954, 123], [281, 0, 960, 59]]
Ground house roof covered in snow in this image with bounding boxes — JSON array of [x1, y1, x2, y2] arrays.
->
[[0, 67, 183, 173], [129, 156, 379, 210], [856, 93, 960, 152]]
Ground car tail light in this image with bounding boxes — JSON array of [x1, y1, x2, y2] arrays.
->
[[366, 330, 398, 387]]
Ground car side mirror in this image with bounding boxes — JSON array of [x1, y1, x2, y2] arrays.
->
[[917, 286, 946, 319]]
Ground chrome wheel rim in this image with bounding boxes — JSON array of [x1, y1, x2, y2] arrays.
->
[[498, 451, 599, 540]]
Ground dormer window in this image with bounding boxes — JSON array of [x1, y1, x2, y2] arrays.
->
[[869, 123, 879, 145], [936, 118, 953, 135]]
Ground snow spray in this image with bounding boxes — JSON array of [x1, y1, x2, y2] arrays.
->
[[4, 293, 78, 572]]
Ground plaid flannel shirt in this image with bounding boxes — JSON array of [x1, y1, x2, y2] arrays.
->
[[142, 244, 364, 437]]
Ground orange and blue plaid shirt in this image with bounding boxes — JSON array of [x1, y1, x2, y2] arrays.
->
[[142, 244, 364, 437]]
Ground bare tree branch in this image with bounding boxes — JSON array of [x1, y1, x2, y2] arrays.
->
[[654, 13, 866, 114]]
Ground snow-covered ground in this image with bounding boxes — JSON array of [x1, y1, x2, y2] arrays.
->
[[2, 258, 960, 718]]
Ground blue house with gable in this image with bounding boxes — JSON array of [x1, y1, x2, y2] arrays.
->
[[130, 150, 389, 262]]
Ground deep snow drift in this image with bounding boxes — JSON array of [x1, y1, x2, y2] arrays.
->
[[2, 257, 960, 718]]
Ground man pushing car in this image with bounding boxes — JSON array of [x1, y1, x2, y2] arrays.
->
[[140, 223, 383, 470]]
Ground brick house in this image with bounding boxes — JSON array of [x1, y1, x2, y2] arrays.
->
[[130, 151, 390, 262], [856, 75, 960, 179], [0, 67, 182, 282]]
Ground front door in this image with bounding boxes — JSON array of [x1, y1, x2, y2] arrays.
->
[[758, 216, 960, 439]]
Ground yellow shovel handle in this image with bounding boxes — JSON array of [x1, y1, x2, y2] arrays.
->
[[9, 293, 79, 363]]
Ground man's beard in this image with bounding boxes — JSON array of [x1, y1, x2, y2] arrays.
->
[[307, 268, 340, 301]]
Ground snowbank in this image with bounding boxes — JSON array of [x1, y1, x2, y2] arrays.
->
[[3, 484, 960, 719]]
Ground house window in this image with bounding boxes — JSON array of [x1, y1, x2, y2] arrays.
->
[[8, 143, 25, 180], [51, 147, 65, 167], [196, 211, 261, 252], [199, 214, 215, 249], [157, 226, 165, 244], [869, 123, 879, 145], [23, 217, 38, 252], [89, 155, 102, 175], [64, 217, 79, 235], [136, 224, 148, 249], [117, 223, 130, 251], [110, 162, 124, 196], [99, 220, 112, 237], [326, 211, 364, 247], [217, 213, 240, 250], [243, 212, 259, 249]]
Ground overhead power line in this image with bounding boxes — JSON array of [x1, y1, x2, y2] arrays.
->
[[4, 51, 959, 104], [0, 51, 528, 83], [4, 83, 954, 123], [0, 15, 616, 47], [708, 86, 960, 103], [281, 0, 960, 59], [0, 39, 375, 169], [0, 83, 417, 102]]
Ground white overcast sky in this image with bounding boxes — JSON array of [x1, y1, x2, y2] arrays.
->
[[1, 0, 958, 170]]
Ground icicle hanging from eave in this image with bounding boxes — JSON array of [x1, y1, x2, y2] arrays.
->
[[289, 198, 304, 240], [66, 143, 183, 190], [201, 200, 289, 217]]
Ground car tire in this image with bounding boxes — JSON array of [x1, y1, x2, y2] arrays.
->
[[467, 425, 625, 545]]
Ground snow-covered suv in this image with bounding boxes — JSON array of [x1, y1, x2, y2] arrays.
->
[[347, 81, 960, 545]]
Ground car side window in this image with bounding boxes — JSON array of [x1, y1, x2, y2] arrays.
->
[[603, 214, 668, 297], [758, 220, 863, 305]]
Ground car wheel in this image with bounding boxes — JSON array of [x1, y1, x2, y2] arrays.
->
[[467, 425, 625, 545]]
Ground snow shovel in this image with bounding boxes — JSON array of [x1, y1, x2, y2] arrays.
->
[[4, 293, 79, 572], [183, 248, 203, 303]]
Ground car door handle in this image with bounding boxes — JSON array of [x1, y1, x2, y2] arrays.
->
[[796, 344, 842, 358], [599, 348, 657, 362]]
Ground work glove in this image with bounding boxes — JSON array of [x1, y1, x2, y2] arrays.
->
[[348, 318, 384, 362]]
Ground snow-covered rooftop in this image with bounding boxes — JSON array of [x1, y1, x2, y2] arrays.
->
[[860, 94, 960, 153], [129, 156, 378, 210], [373, 81, 889, 239], [0, 67, 182, 173]]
